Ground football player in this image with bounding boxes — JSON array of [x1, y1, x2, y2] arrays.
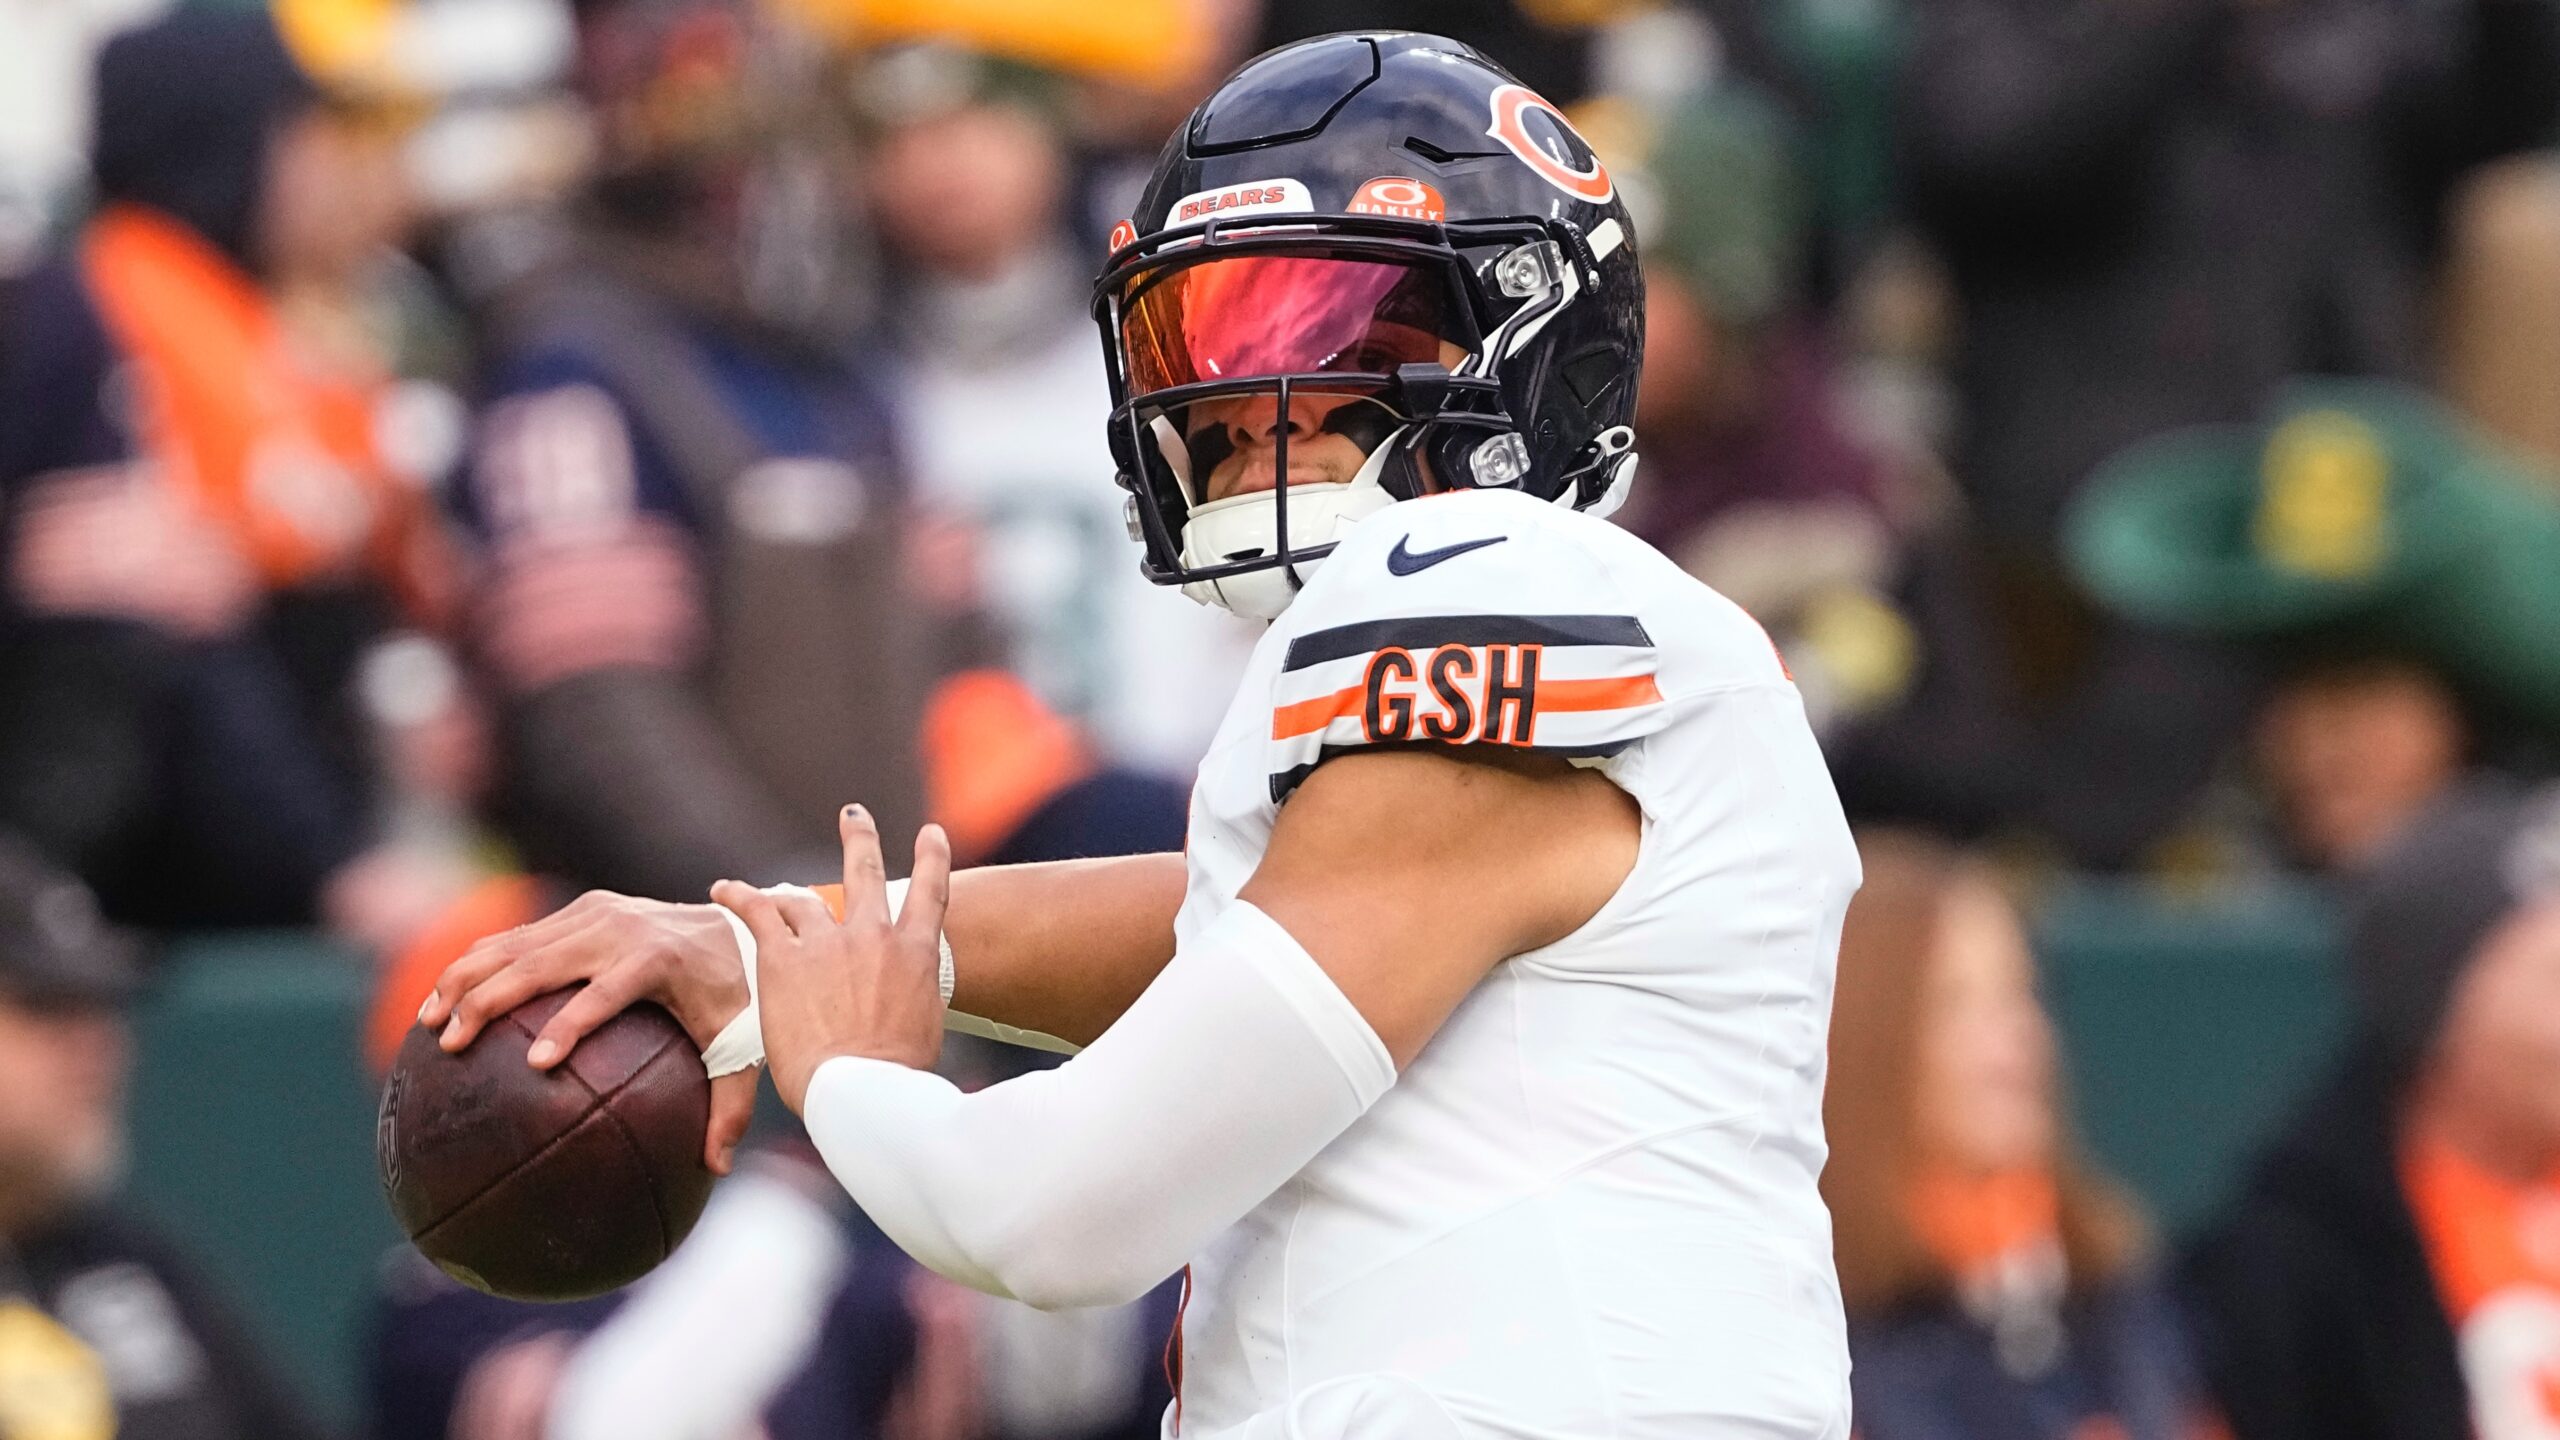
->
[[421, 32, 1859, 1439]]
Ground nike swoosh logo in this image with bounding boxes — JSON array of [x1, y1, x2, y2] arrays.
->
[[1387, 535, 1507, 576]]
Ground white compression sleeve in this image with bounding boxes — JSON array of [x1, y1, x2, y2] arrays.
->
[[801, 900, 1395, 1311]]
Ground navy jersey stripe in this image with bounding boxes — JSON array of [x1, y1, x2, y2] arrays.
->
[[1281, 613, 1653, 672]]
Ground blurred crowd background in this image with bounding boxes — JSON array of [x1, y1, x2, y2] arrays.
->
[[0, 0, 2558, 1437]]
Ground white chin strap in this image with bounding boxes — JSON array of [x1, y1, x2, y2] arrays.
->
[[1587, 448, 1639, 521], [1177, 434, 1401, 621], [1167, 424, 1644, 621]]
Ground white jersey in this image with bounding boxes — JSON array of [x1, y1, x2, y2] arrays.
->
[[1169, 489, 1859, 1439]]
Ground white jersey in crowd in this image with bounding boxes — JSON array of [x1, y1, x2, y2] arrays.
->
[[1170, 487, 1860, 1439], [894, 293, 1256, 773]]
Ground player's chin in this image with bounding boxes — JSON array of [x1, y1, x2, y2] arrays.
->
[[1206, 462, 1357, 503]]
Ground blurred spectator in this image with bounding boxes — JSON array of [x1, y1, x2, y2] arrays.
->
[[1604, 61, 1925, 735], [1876, 0, 2560, 867], [447, 0, 1185, 912], [0, 834, 330, 1440], [371, 1144, 922, 1440], [2439, 155, 2560, 473], [0, 8, 482, 954], [2183, 782, 2560, 1440], [856, 43, 1253, 773], [391, 6, 1192, 1431], [372, 1100, 1178, 1440], [2253, 652, 2469, 870], [1825, 832, 2212, 1440], [2071, 382, 2560, 869], [1900, 0, 2560, 558], [448, 0, 939, 903], [373, 1123, 1178, 1440], [1751, 0, 1907, 292]]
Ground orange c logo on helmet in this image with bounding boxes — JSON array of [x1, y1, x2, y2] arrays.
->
[[1484, 84, 1613, 204], [1107, 218, 1138, 254]]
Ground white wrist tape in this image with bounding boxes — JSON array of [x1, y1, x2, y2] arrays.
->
[[700, 903, 766, 1078], [801, 900, 1395, 1311], [699, 881, 975, 1078]]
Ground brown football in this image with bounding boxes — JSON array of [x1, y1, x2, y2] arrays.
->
[[377, 987, 715, 1302]]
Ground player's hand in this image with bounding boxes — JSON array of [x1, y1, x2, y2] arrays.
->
[[417, 890, 758, 1174], [716, 805, 949, 1113]]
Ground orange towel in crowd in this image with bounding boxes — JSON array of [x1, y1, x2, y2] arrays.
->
[[365, 873, 545, 1073], [81, 203, 447, 616], [2403, 1131, 2560, 1321], [921, 668, 1096, 865], [1908, 1167, 2063, 1281]]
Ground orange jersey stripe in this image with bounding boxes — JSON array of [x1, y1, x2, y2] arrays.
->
[[1530, 673, 1664, 712], [1272, 671, 1660, 739], [1271, 683, 1364, 740]]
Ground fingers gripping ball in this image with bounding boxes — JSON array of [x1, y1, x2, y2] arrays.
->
[[378, 986, 715, 1301]]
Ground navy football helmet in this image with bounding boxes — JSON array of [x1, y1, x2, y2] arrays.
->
[[1093, 31, 1645, 619]]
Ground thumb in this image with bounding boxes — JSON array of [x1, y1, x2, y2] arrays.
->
[[704, 1069, 760, 1175]]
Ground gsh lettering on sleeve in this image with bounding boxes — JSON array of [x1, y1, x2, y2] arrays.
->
[[1361, 643, 1542, 746]]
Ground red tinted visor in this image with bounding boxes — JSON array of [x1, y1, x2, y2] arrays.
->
[[1118, 254, 1464, 397]]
